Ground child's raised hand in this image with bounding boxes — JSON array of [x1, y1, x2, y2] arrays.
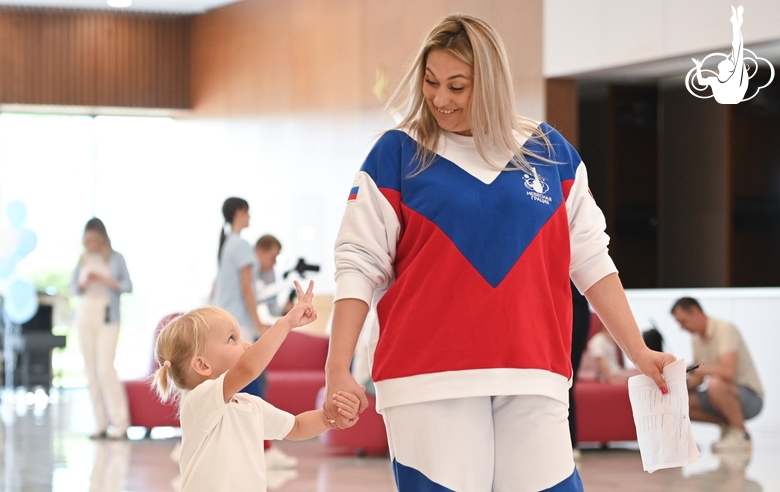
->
[[294, 280, 315, 305], [332, 391, 360, 428], [284, 280, 317, 328]]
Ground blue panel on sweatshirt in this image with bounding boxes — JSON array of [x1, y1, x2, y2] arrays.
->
[[358, 125, 581, 287]]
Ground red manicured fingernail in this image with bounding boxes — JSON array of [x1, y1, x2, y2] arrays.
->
[[661, 387, 668, 395]]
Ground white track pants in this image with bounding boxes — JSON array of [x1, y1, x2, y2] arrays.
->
[[77, 297, 129, 435], [383, 395, 583, 492]]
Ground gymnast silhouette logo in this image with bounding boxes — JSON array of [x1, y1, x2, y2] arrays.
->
[[523, 168, 549, 195], [685, 5, 774, 104], [523, 167, 552, 205]]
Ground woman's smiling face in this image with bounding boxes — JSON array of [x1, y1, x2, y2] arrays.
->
[[422, 49, 474, 136]]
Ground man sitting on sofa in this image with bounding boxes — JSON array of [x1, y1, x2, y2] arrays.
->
[[671, 297, 764, 453]]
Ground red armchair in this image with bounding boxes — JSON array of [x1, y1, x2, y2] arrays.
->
[[123, 313, 181, 435], [574, 380, 637, 444], [573, 312, 637, 445], [263, 330, 329, 415]]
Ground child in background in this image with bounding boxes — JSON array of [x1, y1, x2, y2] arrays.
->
[[585, 321, 640, 384], [153, 281, 360, 492]]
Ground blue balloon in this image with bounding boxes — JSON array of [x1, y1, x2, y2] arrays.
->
[[16, 229, 37, 259], [0, 256, 16, 279], [4, 278, 39, 324], [6, 201, 27, 227]]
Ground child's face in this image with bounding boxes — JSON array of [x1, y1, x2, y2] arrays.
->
[[204, 316, 250, 378]]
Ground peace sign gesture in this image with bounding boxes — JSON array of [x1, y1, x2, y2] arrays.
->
[[286, 280, 317, 327]]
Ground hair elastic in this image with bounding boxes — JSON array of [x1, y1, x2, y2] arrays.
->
[[163, 360, 171, 367]]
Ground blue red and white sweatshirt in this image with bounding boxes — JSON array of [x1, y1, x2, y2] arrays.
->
[[334, 123, 617, 411]]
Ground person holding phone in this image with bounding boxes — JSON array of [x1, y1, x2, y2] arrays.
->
[[70, 218, 132, 440]]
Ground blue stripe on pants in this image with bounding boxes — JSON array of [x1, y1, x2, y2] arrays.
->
[[394, 459, 583, 492], [393, 459, 455, 492], [542, 468, 584, 492]]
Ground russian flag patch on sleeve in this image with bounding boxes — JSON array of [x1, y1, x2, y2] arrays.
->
[[347, 186, 359, 201]]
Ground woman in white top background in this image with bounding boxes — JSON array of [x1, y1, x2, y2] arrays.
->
[[70, 217, 132, 439]]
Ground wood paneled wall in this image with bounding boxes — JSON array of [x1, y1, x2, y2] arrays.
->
[[544, 78, 578, 147], [0, 8, 191, 109], [191, 0, 543, 116]]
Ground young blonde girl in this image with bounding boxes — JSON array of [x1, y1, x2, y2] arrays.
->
[[153, 281, 360, 492]]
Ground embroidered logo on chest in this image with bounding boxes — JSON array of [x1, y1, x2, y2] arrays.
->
[[523, 167, 552, 205]]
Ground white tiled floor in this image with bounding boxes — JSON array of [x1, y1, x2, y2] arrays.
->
[[0, 387, 777, 491]]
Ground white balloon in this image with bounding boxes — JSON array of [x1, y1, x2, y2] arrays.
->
[[0, 225, 20, 259]]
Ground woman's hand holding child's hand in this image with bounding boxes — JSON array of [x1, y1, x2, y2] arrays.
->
[[328, 391, 361, 429], [284, 280, 317, 328]]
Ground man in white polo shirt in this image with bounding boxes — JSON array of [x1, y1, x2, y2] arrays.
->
[[671, 297, 764, 453]]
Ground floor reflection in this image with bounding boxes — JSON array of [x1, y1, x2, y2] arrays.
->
[[0, 388, 777, 492], [89, 440, 130, 492]]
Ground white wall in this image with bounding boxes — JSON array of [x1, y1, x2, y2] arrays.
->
[[544, 0, 780, 77], [140, 109, 384, 321], [624, 287, 779, 435], [1, 111, 384, 380]]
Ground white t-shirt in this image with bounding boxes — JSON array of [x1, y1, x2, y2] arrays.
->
[[585, 332, 622, 381], [179, 373, 295, 492]]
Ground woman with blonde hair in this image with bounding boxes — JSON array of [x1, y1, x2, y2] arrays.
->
[[324, 14, 675, 491], [70, 217, 132, 439]]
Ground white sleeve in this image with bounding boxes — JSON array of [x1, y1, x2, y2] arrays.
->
[[259, 399, 296, 440], [334, 171, 401, 305], [566, 163, 618, 294]]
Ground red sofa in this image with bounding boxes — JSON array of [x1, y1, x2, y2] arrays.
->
[[264, 330, 329, 415], [574, 380, 636, 444], [573, 313, 637, 446]]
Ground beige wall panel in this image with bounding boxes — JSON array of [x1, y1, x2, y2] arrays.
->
[[359, 0, 446, 109], [288, 0, 362, 110], [190, 8, 228, 114], [192, 0, 544, 117]]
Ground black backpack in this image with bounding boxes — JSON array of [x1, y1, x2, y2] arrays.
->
[[642, 327, 664, 352]]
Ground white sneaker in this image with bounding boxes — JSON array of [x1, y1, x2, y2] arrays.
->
[[267, 469, 298, 489], [265, 447, 299, 469], [718, 451, 752, 470], [712, 427, 752, 453]]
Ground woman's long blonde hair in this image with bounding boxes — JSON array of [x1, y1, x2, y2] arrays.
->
[[387, 14, 552, 174]]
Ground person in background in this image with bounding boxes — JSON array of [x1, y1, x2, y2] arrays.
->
[[255, 234, 293, 317], [672, 297, 764, 453], [211, 197, 297, 469], [324, 14, 674, 491], [70, 218, 132, 440], [584, 321, 640, 384], [212, 197, 268, 344]]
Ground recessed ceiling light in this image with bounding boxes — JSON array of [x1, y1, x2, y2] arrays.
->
[[107, 0, 132, 7]]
